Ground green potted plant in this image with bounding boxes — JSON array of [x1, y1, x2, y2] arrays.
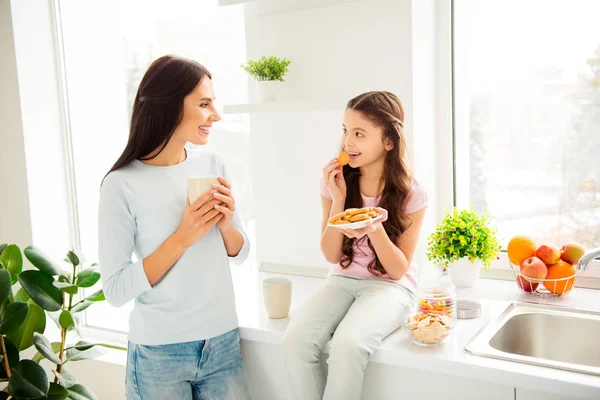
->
[[426, 208, 502, 287], [0, 243, 124, 399], [241, 55, 291, 102]]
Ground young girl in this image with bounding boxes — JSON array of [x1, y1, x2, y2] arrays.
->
[[283, 91, 428, 400], [98, 55, 251, 399]]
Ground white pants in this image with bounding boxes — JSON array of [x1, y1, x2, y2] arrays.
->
[[283, 275, 414, 400]]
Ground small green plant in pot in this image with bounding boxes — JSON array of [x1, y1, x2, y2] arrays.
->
[[0, 243, 124, 399], [426, 207, 502, 287], [241, 56, 291, 102]]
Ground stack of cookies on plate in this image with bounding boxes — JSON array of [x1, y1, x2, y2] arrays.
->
[[329, 207, 379, 225]]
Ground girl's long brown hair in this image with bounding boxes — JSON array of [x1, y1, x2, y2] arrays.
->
[[340, 91, 413, 275]]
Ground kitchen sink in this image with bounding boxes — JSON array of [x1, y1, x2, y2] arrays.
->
[[464, 302, 600, 376]]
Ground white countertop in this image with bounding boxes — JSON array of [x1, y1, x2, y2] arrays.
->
[[233, 270, 600, 399]]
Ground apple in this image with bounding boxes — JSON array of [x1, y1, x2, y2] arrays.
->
[[536, 244, 561, 265], [560, 242, 585, 265], [521, 256, 549, 279], [517, 257, 548, 293], [517, 276, 539, 292]]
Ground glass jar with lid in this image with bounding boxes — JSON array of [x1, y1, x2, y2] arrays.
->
[[415, 278, 456, 322]]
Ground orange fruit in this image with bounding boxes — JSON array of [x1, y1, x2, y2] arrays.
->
[[507, 235, 537, 265], [543, 260, 576, 295]]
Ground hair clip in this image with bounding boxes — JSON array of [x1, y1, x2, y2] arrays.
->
[[138, 95, 172, 105]]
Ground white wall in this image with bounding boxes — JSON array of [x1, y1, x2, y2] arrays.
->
[[0, 0, 33, 248], [65, 359, 126, 399]]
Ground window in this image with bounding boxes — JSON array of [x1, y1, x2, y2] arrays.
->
[[57, 0, 252, 333], [453, 0, 600, 251]]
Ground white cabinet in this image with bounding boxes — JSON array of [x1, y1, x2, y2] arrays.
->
[[241, 340, 515, 400], [361, 362, 514, 400]]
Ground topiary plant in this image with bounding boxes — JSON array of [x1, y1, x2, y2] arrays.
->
[[241, 56, 291, 82], [426, 207, 502, 272]]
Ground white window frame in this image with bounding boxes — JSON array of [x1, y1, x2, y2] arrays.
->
[[447, 0, 600, 285]]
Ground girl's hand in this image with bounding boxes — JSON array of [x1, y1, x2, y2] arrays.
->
[[175, 191, 224, 248], [322, 159, 347, 203], [212, 176, 236, 232], [340, 208, 388, 239]]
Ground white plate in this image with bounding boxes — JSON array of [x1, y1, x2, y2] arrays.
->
[[327, 214, 383, 230]]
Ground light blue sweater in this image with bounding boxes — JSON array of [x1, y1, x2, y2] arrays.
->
[[98, 148, 249, 345]]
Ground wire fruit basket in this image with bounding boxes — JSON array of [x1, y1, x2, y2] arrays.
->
[[509, 261, 581, 298]]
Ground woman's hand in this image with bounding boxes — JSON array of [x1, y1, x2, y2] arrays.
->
[[212, 176, 235, 232], [174, 190, 223, 249], [340, 208, 388, 240], [322, 159, 347, 203]]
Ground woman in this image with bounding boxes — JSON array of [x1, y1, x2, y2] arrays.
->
[[98, 55, 251, 400]]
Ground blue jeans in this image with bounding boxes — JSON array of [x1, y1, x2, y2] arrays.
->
[[126, 328, 251, 400]]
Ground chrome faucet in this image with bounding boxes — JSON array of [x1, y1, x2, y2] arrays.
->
[[578, 248, 600, 271]]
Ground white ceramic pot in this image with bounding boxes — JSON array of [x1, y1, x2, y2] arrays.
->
[[448, 258, 483, 287], [256, 80, 280, 102]]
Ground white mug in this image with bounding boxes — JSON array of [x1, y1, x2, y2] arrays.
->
[[187, 176, 219, 204], [262, 277, 292, 319]]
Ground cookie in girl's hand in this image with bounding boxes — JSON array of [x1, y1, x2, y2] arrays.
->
[[337, 151, 350, 166]]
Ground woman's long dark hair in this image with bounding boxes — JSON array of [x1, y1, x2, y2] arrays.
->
[[340, 91, 413, 276], [104, 55, 211, 179]]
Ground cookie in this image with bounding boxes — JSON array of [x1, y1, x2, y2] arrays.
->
[[345, 208, 368, 217], [337, 151, 350, 166], [349, 213, 370, 222], [328, 211, 346, 224]]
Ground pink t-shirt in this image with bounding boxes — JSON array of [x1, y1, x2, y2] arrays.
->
[[321, 179, 428, 293]]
